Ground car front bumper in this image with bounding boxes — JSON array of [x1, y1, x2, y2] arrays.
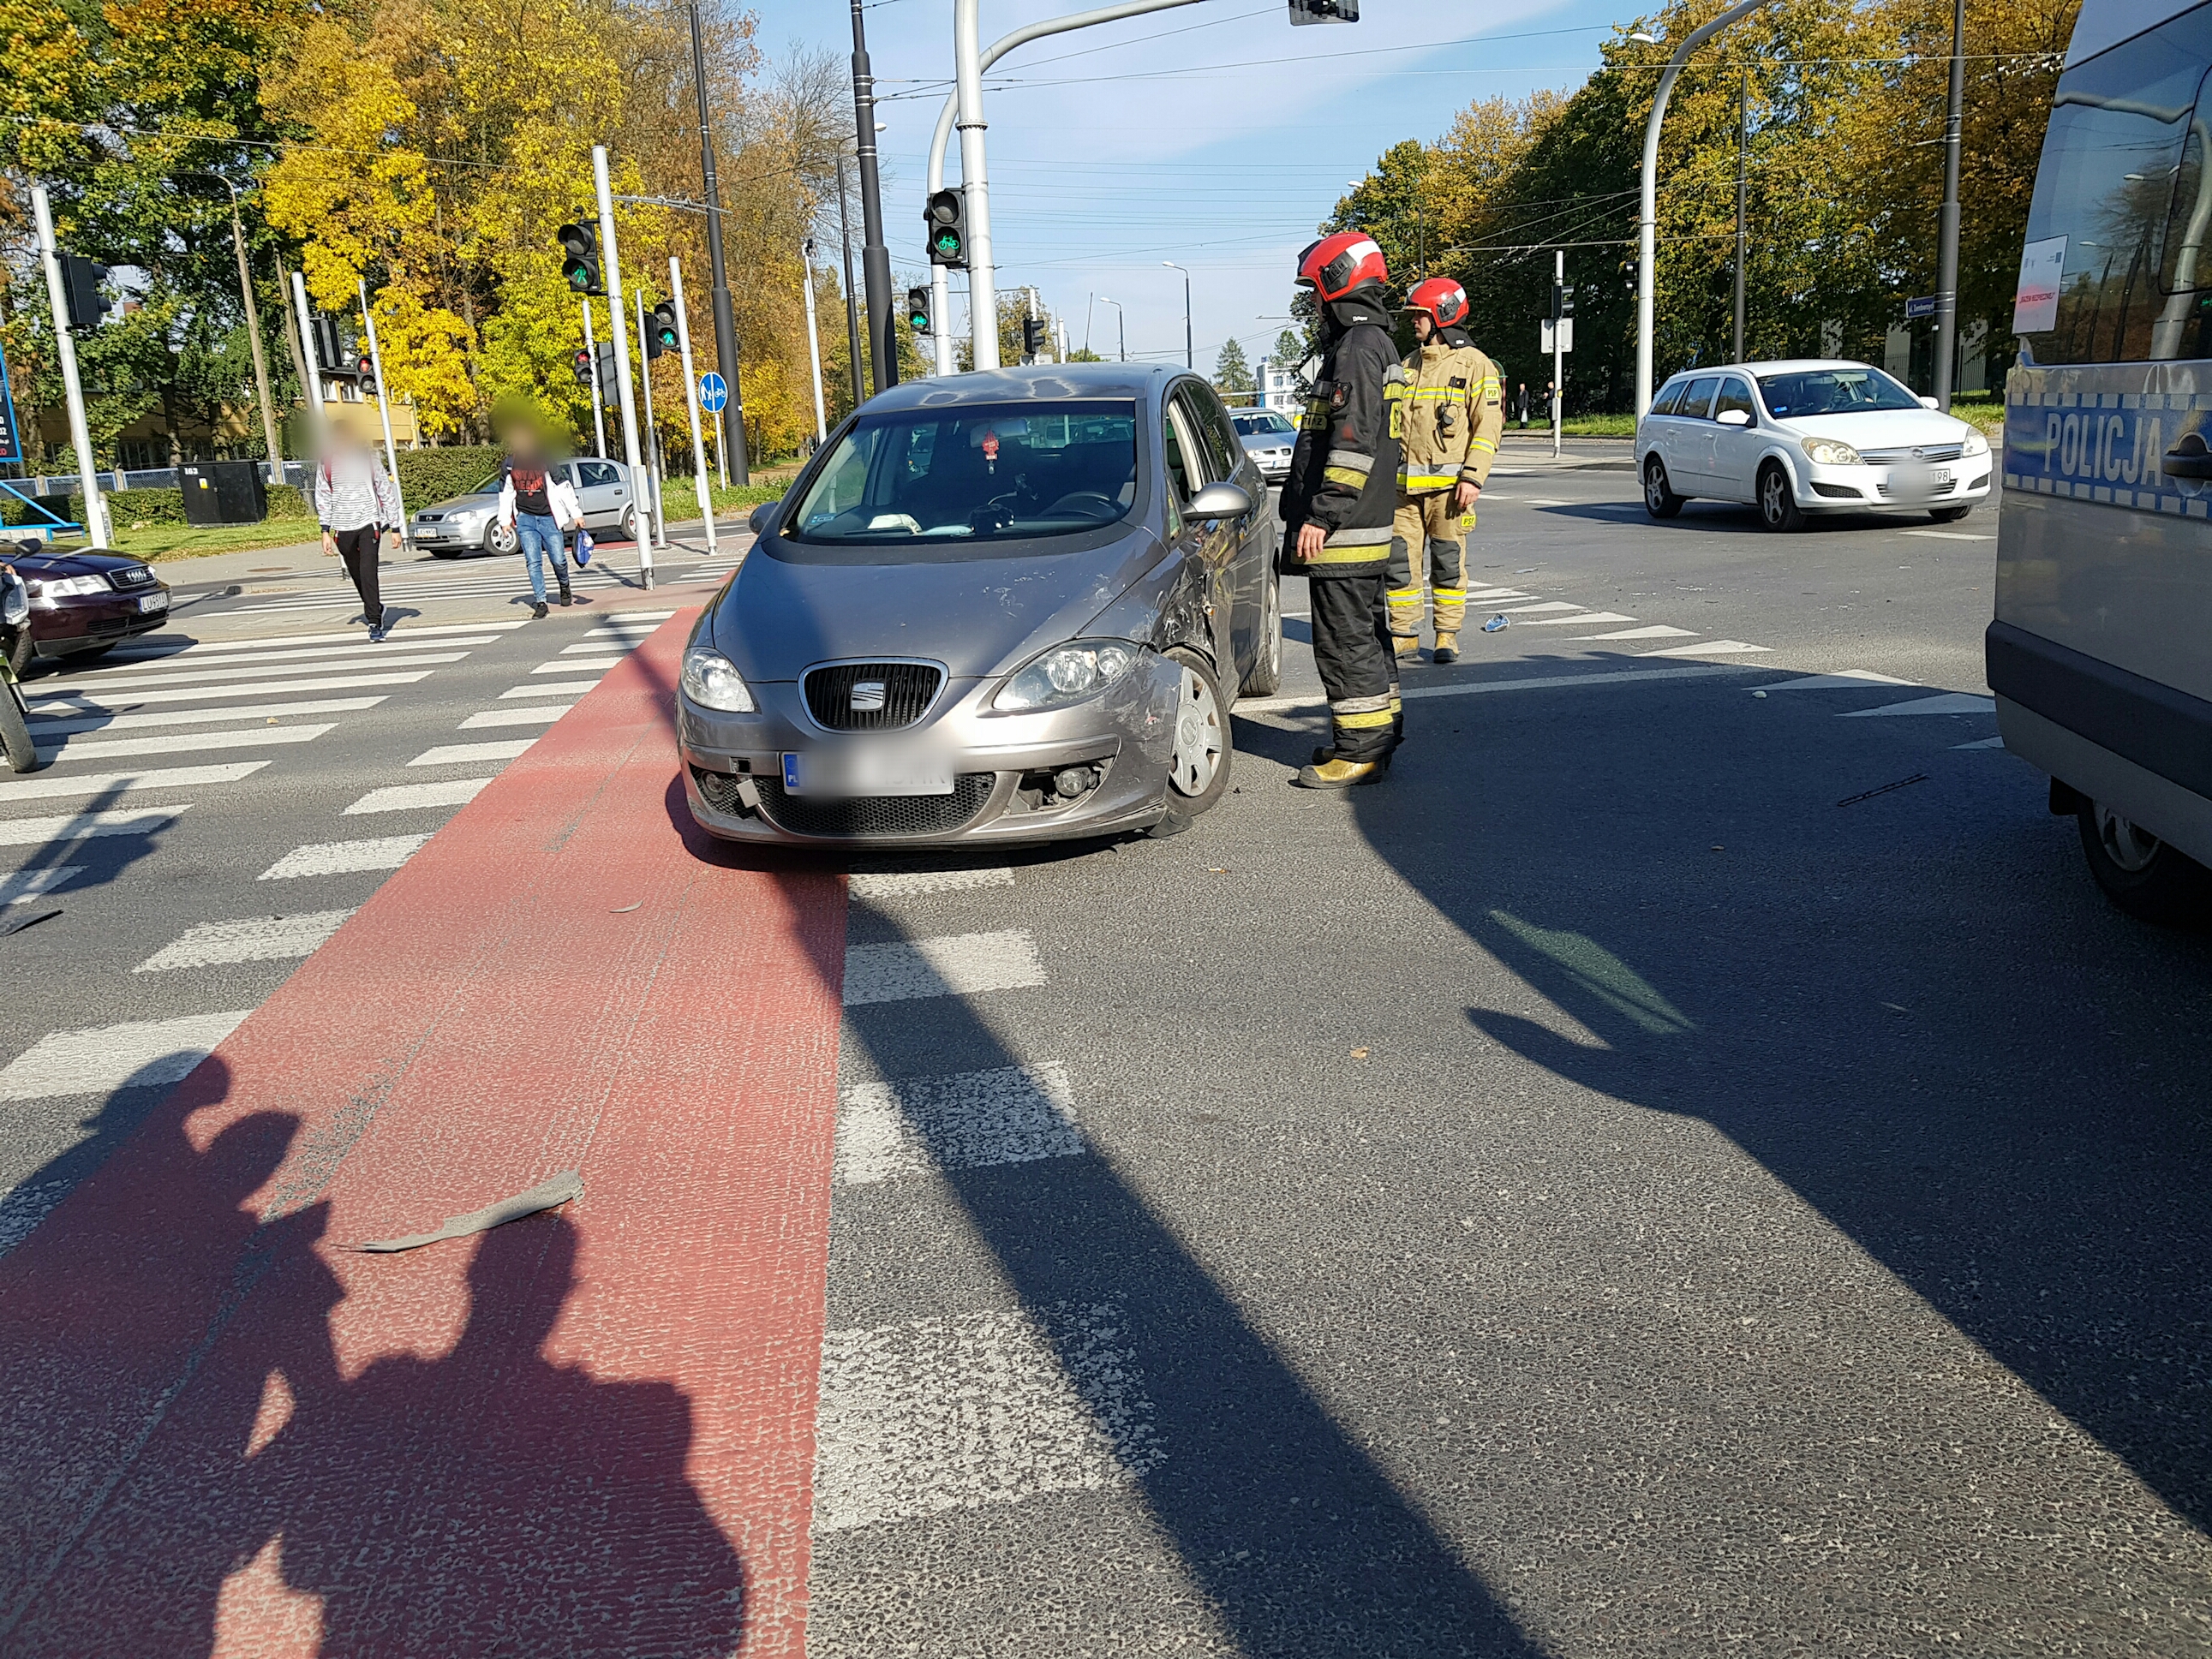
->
[[679, 652, 1185, 847], [33, 589, 171, 655], [1795, 456, 1995, 511]]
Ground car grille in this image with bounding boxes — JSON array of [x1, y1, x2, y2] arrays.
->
[[109, 564, 154, 588], [756, 772, 995, 838], [1862, 443, 1964, 464], [804, 661, 943, 731]]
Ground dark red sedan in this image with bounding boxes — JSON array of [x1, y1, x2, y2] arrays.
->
[[5, 544, 172, 672]]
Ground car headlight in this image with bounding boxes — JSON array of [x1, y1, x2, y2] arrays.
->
[[680, 645, 756, 713], [1802, 438, 1863, 467], [1960, 429, 1990, 457], [0, 573, 27, 627], [38, 575, 109, 598], [994, 640, 1141, 711]]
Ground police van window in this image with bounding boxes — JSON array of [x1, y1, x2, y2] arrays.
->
[[1650, 379, 1689, 416], [1678, 376, 1722, 419], [2018, 2, 2212, 363], [1714, 378, 1756, 421]]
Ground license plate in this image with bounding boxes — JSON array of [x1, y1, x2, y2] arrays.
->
[[1893, 467, 1952, 492], [137, 593, 168, 613], [782, 751, 954, 797]]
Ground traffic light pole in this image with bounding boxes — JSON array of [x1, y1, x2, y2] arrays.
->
[[592, 145, 652, 588], [835, 151, 865, 405], [669, 256, 718, 556], [356, 277, 406, 538], [636, 288, 668, 551], [851, 0, 896, 392], [580, 301, 607, 460], [30, 185, 108, 548], [688, 0, 748, 486], [290, 270, 326, 442], [801, 242, 828, 441]]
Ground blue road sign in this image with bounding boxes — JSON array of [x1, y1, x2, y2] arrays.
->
[[1904, 295, 1937, 319], [697, 372, 729, 413]]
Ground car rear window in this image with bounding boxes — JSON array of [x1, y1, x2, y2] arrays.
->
[[1678, 377, 1722, 419], [1650, 379, 1688, 415]]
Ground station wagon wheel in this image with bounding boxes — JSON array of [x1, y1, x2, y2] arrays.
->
[[1642, 456, 1683, 519], [1151, 646, 1232, 837], [1757, 462, 1805, 531]]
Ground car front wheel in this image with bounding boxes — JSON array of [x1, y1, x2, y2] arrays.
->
[[1643, 456, 1683, 519], [1240, 571, 1283, 698], [481, 519, 517, 557], [1758, 462, 1805, 531], [2077, 798, 2212, 924], [1152, 646, 1231, 836], [1929, 504, 1973, 522]]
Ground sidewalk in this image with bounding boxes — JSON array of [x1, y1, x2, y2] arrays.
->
[[1492, 433, 1635, 472]]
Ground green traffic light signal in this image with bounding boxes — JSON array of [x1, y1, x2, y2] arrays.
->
[[906, 286, 931, 333]]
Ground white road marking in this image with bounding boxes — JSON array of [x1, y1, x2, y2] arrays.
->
[[408, 739, 535, 767], [1462, 588, 1535, 601], [26, 671, 433, 709], [27, 696, 383, 735], [535, 658, 621, 673], [1637, 639, 1772, 658], [842, 929, 1047, 1006], [260, 833, 431, 880], [344, 777, 493, 815], [835, 1063, 1082, 1185], [106, 621, 524, 661], [848, 864, 1015, 898], [41, 724, 334, 763], [0, 761, 269, 804], [606, 611, 677, 623], [1494, 601, 1589, 615], [136, 909, 354, 972], [812, 1304, 1163, 1531], [0, 806, 190, 844], [561, 640, 635, 655], [1899, 528, 1994, 541], [1241, 662, 1765, 718], [33, 650, 469, 696], [1573, 624, 1694, 640], [1517, 611, 1637, 627], [459, 704, 570, 730], [1953, 735, 2006, 749], [1520, 498, 1568, 506], [500, 680, 600, 699], [1761, 670, 1916, 691], [1839, 692, 1994, 718], [100, 636, 500, 672], [0, 867, 81, 904], [0, 1010, 253, 1101]]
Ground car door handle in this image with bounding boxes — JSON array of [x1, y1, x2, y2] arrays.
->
[[2164, 435, 2212, 477]]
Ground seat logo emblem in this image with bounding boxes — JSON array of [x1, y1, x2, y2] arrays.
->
[[851, 681, 887, 712]]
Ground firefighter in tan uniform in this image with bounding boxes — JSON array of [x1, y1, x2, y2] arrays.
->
[[1384, 277, 1504, 665]]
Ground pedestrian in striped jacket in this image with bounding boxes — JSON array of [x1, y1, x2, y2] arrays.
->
[[314, 433, 404, 642]]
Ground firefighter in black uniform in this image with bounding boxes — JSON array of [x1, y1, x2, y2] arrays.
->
[[1280, 230, 1405, 790]]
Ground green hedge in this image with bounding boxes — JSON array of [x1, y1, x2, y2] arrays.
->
[[393, 445, 505, 507]]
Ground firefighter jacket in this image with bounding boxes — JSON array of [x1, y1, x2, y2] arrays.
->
[[1280, 292, 1404, 576], [1391, 325, 1504, 494]]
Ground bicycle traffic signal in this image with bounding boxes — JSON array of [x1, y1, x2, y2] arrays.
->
[[649, 301, 680, 357], [1022, 315, 1047, 360], [59, 255, 110, 335], [906, 287, 931, 335], [924, 189, 966, 268], [558, 223, 603, 295]]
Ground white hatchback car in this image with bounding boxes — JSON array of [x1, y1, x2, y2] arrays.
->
[[1636, 360, 1995, 529]]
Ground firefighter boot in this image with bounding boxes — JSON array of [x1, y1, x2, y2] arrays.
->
[[1293, 755, 1388, 790], [1432, 630, 1459, 665], [1392, 633, 1420, 659]]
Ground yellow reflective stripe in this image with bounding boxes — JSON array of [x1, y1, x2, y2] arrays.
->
[[1306, 543, 1388, 564], [1335, 708, 1396, 730], [1398, 473, 1460, 489], [1467, 438, 1498, 454], [1386, 587, 1423, 601], [1323, 467, 1369, 489]]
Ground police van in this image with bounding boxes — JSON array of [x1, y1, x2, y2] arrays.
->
[[1997, 0, 2212, 920]]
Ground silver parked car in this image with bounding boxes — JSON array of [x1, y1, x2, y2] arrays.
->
[[1229, 407, 1298, 483], [409, 458, 641, 557], [679, 363, 1282, 847]]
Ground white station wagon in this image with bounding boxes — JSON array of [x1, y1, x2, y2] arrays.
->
[[1636, 359, 1995, 529]]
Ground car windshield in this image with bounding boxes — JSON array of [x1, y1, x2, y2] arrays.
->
[[468, 473, 503, 495], [782, 401, 1139, 550], [1757, 368, 1922, 418], [1232, 412, 1294, 436]]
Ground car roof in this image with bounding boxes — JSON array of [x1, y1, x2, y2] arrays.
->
[[1663, 358, 1878, 382], [863, 361, 1175, 413]]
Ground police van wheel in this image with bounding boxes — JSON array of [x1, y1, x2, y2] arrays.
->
[[1642, 457, 1683, 520], [2077, 799, 2212, 925]]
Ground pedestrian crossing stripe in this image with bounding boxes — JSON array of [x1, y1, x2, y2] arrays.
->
[[27, 695, 385, 736], [260, 834, 430, 880], [0, 1009, 252, 1101], [0, 761, 271, 803], [0, 806, 191, 844], [409, 739, 535, 767], [135, 909, 354, 972], [101, 635, 504, 673], [458, 705, 570, 730], [835, 1063, 1080, 1185], [344, 777, 494, 815], [500, 680, 598, 699], [26, 671, 436, 709], [106, 620, 526, 661], [39, 724, 334, 764], [842, 930, 1047, 1006]]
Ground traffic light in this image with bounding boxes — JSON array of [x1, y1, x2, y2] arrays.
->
[[649, 301, 679, 358], [313, 315, 360, 378], [594, 339, 617, 403], [572, 349, 595, 388], [558, 223, 603, 295], [906, 287, 931, 336], [1288, 0, 1359, 21], [924, 188, 966, 269], [59, 255, 110, 334], [1022, 315, 1047, 360]]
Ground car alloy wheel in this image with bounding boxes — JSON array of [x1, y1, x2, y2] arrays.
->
[[2094, 802, 2161, 873], [484, 520, 518, 556], [1168, 662, 1225, 797], [1758, 462, 1804, 531]]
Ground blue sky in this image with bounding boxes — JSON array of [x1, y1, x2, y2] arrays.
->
[[748, 0, 1643, 373]]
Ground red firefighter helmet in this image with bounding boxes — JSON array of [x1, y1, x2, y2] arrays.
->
[[1405, 277, 1468, 329], [1296, 231, 1389, 301]]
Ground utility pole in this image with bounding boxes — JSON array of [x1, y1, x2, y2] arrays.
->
[[581, 300, 607, 459], [801, 241, 828, 443], [592, 144, 652, 587], [1734, 73, 1749, 363], [1164, 261, 1192, 368], [1931, 0, 1967, 409], [835, 150, 865, 406], [193, 176, 284, 483], [851, 0, 896, 391], [687, 0, 747, 483], [32, 185, 108, 547], [1551, 248, 1564, 461]]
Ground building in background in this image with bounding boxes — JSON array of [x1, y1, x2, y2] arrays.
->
[[1254, 358, 1301, 415]]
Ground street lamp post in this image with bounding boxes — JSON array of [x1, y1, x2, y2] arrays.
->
[[1163, 260, 1192, 370], [1635, 0, 1779, 416], [834, 150, 864, 407], [1098, 296, 1126, 362], [687, 0, 747, 483], [1930, 0, 1968, 408]]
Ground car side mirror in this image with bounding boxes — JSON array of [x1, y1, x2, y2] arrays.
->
[[747, 502, 776, 536], [1187, 481, 1252, 521], [1919, 395, 1940, 409], [1715, 409, 1752, 427]]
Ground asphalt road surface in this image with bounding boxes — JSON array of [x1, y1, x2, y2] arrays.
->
[[2, 466, 2205, 1657]]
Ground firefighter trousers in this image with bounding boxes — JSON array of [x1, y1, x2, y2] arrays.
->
[[1385, 491, 1474, 639], [1311, 572, 1401, 763]]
